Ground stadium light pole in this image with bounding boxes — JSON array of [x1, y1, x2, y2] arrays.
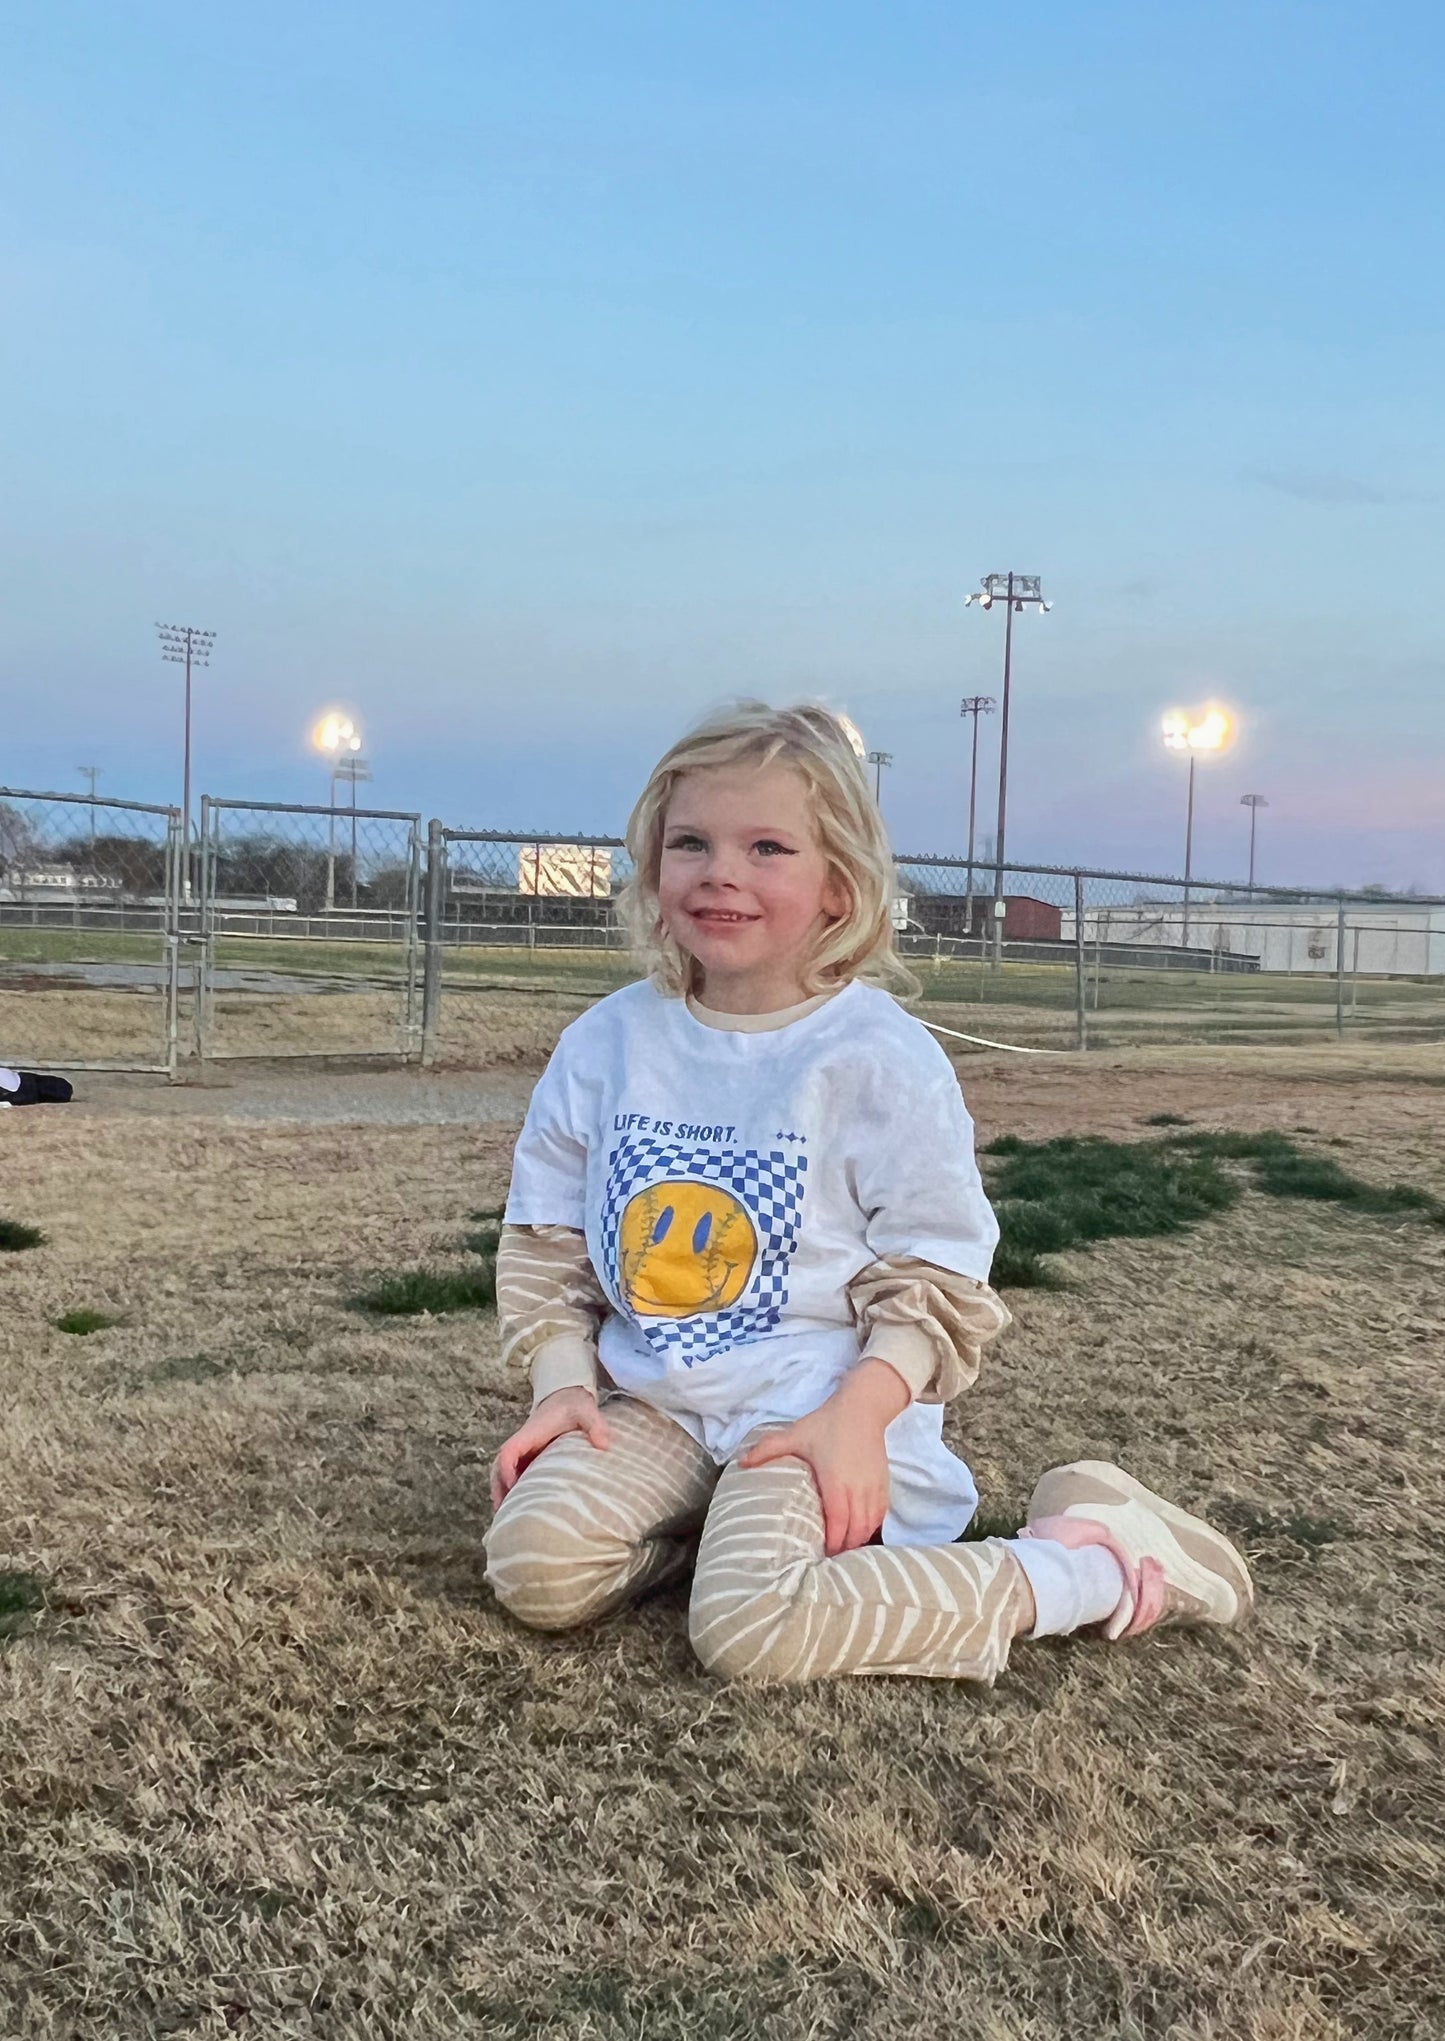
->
[[156, 623, 215, 901], [1240, 793, 1268, 889], [334, 753, 373, 908], [1162, 705, 1234, 947], [312, 712, 363, 913], [77, 765, 101, 849], [964, 574, 1049, 962], [865, 750, 893, 806], [958, 695, 996, 912]]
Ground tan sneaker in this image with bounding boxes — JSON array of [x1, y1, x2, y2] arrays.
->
[[1022, 1460, 1254, 1641]]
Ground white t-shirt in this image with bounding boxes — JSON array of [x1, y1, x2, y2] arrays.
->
[[505, 977, 1000, 1545]]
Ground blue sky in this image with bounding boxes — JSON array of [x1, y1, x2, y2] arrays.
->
[[2, 1, 1441, 887]]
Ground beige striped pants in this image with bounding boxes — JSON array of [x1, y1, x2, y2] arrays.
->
[[484, 1395, 1033, 1684]]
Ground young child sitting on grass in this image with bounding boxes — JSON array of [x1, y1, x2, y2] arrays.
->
[[484, 701, 1252, 1684]]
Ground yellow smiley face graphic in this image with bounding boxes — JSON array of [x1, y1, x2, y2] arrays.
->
[[618, 1179, 757, 1318]]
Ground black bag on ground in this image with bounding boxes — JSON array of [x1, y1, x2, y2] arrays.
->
[[0, 1070, 74, 1106]]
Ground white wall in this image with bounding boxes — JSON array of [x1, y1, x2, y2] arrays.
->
[[1063, 903, 1444, 977]]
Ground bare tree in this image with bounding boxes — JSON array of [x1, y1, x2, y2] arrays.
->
[[0, 803, 38, 878]]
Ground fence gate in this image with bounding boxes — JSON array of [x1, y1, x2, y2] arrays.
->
[[196, 797, 423, 1064], [420, 827, 635, 1065], [0, 786, 182, 1076]]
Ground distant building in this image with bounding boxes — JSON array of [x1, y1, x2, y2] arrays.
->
[[909, 892, 1063, 942], [445, 849, 616, 930], [516, 844, 614, 900], [1065, 899, 1445, 978], [0, 865, 123, 902]]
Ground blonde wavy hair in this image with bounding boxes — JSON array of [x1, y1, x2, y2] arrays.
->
[[618, 699, 912, 1000]]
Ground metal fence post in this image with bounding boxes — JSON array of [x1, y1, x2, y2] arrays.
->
[[402, 824, 424, 1062], [194, 794, 212, 1066], [421, 819, 446, 1067], [165, 809, 182, 1081], [1098, 910, 1108, 1009], [1335, 897, 1347, 1039], [1073, 872, 1088, 1050]]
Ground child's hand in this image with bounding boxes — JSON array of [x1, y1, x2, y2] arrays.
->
[[489, 1387, 611, 1510], [736, 1358, 910, 1556]]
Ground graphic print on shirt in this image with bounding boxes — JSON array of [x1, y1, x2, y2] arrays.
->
[[600, 1134, 808, 1367]]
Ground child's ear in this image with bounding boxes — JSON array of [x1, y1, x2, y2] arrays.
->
[[822, 870, 850, 921]]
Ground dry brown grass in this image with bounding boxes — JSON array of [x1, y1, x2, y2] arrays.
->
[[0, 987, 173, 1069], [14, 942, 1445, 1082], [0, 981, 592, 1073], [2, 1046, 1443, 2039]]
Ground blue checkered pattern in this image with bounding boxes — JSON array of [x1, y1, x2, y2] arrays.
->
[[601, 1137, 809, 1366]]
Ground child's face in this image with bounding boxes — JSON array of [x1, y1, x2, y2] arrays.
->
[[657, 763, 847, 1006]]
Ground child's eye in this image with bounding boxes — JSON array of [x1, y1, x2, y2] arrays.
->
[[753, 839, 794, 857], [665, 834, 707, 852]]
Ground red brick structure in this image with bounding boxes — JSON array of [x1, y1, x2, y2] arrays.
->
[[909, 893, 1063, 941]]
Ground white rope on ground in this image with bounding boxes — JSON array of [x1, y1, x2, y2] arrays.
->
[[919, 1018, 1073, 1056]]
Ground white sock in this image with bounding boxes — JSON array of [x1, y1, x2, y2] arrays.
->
[[1010, 1537, 1127, 1639]]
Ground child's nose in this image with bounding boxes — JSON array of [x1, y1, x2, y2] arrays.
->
[[701, 846, 746, 886]]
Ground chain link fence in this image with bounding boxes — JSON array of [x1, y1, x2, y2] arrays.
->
[[8, 789, 1442, 1076], [1067, 882, 1445, 1047], [892, 859, 1445, 1049], [418, 828, 635, 1068], [416, 831, 1445, 1063], [0, 787, 182, 1074], [195, 798, 423, 1062]]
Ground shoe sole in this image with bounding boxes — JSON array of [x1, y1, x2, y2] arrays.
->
[[1028, 1459, 1255, 1625]]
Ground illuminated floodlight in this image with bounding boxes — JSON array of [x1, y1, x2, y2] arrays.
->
[[1162, 704, 1234, 754], [313, 710, 363, 755]]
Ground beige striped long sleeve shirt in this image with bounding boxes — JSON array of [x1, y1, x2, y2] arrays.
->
[[497, 1222, 1010, 1410]]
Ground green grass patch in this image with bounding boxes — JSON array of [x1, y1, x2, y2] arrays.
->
[[0, 1571, 46, 1643], [1166, 1128, 1287, 1161], [54, 1308, 124, 1336], [0, 927, 164, 969], [0, 1219, 46, 1251], [1254, 1146, 1436, 1215], [983, 1133, 1239, 1288], [353, 1264, 498, 1316], [358, 1205, 503, 1315], [987, 1240, 1066, 1290], [980, 1127, 1445, 1288], [1168, 1129, 1445, 1220]]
